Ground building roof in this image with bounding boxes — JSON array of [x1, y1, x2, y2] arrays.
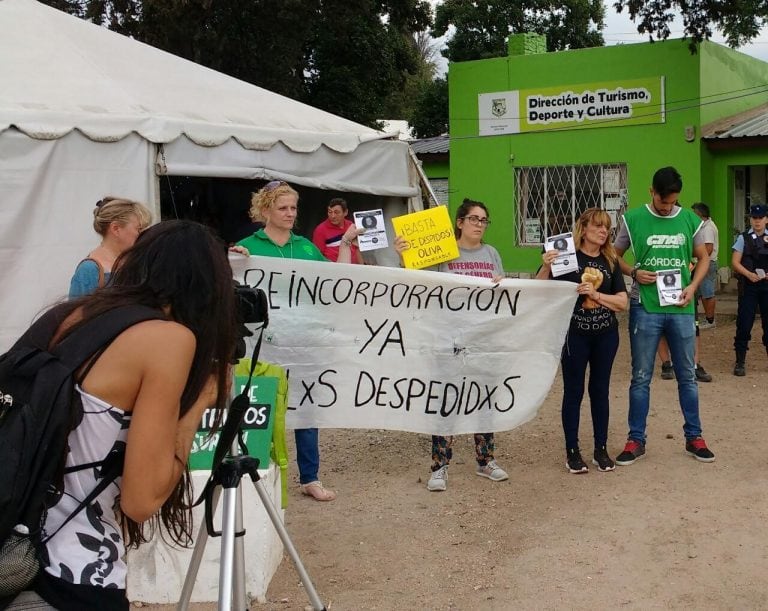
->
[[702, 103, 768, 139], [409, 135, 449, 154]]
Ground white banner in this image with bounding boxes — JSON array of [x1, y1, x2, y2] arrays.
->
[[231, 256, 577, 436]]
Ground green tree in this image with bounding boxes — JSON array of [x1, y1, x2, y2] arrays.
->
[[613, 0, 768, 50], [433, 0, 605, 62], [79, 0, 315, 101], [409, 77, 448, 138], [42, 0, 83, 17], [305, 0, 432, 126], [381, 31, 442, 121]]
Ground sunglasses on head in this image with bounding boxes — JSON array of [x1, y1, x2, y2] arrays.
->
[[264, 180, 288, 192]]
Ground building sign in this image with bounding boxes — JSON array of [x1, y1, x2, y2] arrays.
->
[[479, 77, 665, 136], [523, 218, 542, 243]]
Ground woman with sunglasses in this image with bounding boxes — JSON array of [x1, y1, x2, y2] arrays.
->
[[536, 208, 627, 474], [395, 198, 509, 492], [233, 181, 361, 501]]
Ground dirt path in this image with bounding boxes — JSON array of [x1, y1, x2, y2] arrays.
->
[[147, 302, 768, 610]]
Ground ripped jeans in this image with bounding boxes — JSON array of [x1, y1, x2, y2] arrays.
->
[[628, 301, 702, 443]]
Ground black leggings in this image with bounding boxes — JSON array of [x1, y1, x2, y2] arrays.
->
[[560, 328, 619, 450]]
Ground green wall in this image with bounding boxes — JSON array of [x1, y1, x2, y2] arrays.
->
[[699, 42, 768, 125], [449, 39, 768, 272], [422, 158, 449, 179]]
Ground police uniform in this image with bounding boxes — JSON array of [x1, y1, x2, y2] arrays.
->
[[733, 207, 768, 363]]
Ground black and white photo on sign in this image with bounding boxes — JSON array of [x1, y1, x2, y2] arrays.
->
[[545, 232, 578, 277], [656, 268, 683, 306], [353, 209, 388, 251]]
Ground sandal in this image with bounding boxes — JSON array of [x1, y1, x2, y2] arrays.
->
[[300, 481, 336, 502]]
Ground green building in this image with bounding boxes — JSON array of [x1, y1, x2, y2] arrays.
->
[[411, 135, 450, 204], [448, 34, 768, 275]]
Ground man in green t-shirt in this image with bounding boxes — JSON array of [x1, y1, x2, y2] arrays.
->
[[612, 167, 715, 466]]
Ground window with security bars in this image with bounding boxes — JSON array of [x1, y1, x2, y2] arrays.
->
[[515, 164, 628, 245]]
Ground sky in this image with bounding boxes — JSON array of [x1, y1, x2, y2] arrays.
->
[[602, 5, 768, 62], [431, 1, 768, 74]]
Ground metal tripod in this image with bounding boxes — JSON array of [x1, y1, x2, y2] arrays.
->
[[177, 449, 326, 611]]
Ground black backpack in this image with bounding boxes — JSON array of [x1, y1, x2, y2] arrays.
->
[[0, 304, 163, 602]]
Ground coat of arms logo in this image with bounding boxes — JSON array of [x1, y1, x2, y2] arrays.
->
[[491, 98, 507, 117]]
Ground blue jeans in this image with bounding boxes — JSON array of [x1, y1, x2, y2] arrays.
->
[[295, 428, 320, 484], [628, 301, 702, 443], [560, 328, 619, 450]]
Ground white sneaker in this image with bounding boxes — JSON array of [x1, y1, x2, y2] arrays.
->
[[476, 460, 508, 481], [427, 465, 448, 491]]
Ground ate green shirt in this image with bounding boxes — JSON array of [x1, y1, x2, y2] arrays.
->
[[623, 204, 701, 314], [237, 229, 326, 261]]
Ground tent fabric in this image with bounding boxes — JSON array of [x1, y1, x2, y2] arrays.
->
[[0, 0, 423, 350], [0, 0, 394, 154], [0, 129, 154, 349], [159, 137, 418, 197]]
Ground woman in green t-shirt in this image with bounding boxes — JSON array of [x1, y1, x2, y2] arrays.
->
[[233, 181, 360, 501]]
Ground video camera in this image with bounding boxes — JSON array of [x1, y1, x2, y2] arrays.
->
[[233, 283, 268, 361]]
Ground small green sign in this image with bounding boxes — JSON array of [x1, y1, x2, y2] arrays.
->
[[188, 376, 278, 471]]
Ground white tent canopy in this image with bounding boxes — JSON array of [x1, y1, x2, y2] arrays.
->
[[2, 0, 391, 154], [0, 0, 421, 349]]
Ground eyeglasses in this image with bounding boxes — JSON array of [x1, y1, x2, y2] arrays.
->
[[264, 180, 288, 192], [462, 215, 490, 226]]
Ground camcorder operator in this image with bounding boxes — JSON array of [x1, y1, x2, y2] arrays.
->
[[5, 221, 252, 611]]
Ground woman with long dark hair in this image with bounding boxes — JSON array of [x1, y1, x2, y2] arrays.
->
[[395, 198, 509, 492], [536, 208, 627, 474], [9, 220, 237, 610]]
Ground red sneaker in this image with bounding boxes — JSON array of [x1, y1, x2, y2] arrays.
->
[[615, 439, 646, 466], [685, 437, 715, 462]]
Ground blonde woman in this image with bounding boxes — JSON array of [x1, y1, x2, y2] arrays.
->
[[234, 181, 362, 501], [69, 197, 152, 298], [536, 208, 627, 474]]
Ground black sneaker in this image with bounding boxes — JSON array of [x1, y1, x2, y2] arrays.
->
[[660, 361, 675, 380], [566, 448, 589, 474], [615, 439, 646, 465], [592, 446, 615, 472], [734, 362, 746, 376], [695, 364, 712, 382], [685, 437, 715, 463]]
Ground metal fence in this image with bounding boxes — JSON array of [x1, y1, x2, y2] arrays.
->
[[515, 163, 627, 245]]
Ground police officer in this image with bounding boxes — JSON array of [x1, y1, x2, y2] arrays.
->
[[731, 203, 768, 375]]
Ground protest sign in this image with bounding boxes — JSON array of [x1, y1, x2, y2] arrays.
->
[[656, 268, 683, 306], [188, 375, 278, 471], [353, 209, 388, 251], [230, 256, 576, 436], [391, 206, 459, 269], [545, 232, 578, 277]]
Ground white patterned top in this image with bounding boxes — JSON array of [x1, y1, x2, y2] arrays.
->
[[41, 386, 130, 588]]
